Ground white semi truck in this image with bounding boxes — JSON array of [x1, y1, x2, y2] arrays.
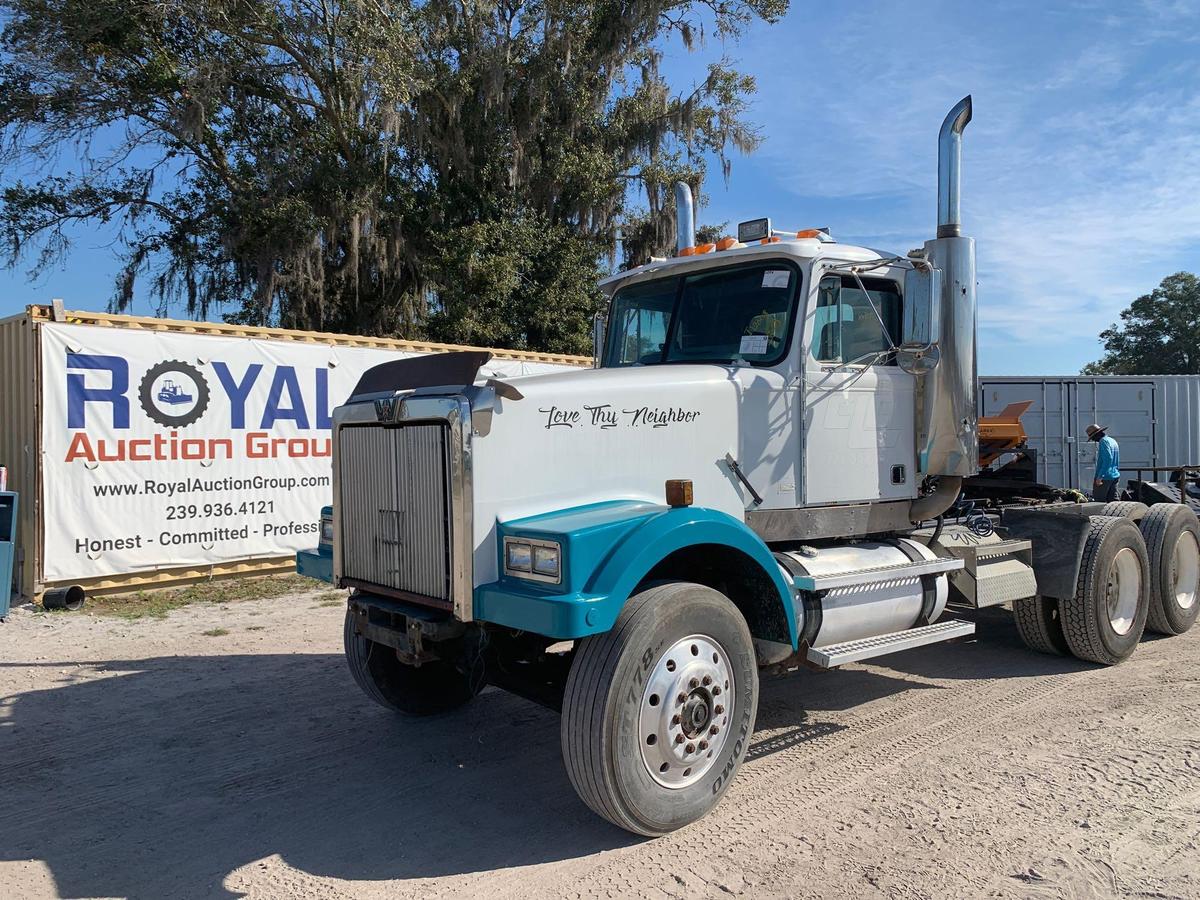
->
[[296, 97, 1200, 836]]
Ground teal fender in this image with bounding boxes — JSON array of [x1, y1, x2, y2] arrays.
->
[[295, 505, 334, 584], [473, 501, 796, 645], [296, 547, 333, 584]]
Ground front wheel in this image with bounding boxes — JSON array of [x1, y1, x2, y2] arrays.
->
[[343, 609, 478, 716], [561, 582, 758, 836]]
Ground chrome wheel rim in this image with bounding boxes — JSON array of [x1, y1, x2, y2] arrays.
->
[[1172, 530, 1200, 611], [1106, 547, 1142, 635], [638, 634, 734, 789]]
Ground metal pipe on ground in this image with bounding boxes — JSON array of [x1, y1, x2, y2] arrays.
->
[[42, 585, 85, 611]]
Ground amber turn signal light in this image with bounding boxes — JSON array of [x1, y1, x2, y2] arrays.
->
[[666, 479, 693, 508]]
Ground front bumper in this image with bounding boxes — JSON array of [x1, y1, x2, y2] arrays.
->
[[474, 583, 611, 640], [296, 548, 334, 584]]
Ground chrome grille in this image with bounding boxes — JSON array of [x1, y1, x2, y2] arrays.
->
[[338, 423, 452, 602]]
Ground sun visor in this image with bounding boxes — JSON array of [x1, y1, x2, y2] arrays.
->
[[350, 350, 493, 399]]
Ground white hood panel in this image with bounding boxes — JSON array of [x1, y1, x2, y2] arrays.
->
[[472, 365, 753, 584]]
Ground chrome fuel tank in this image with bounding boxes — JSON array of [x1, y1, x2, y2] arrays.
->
[[779, 539, 949, 647]]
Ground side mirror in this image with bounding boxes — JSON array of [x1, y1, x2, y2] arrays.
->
[[592, 312, 607, 368], [901, 266, 941, 350], [899, 266, 942, 375]]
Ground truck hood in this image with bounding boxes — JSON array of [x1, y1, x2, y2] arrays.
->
[[469, 364, 757, 584]]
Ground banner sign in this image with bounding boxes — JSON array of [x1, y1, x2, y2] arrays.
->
[[40, 323, 575, 581]]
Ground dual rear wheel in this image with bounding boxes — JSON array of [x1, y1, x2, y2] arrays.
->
[[1014, 504, 1200, 663], [1141, 503, 1200, 636]]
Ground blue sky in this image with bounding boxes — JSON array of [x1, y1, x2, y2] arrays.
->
[[3, 0, 1199, 375]]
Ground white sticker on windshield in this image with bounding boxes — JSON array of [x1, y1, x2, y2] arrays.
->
[[739, 334, 770, 355], [762, 270, 790, 289]]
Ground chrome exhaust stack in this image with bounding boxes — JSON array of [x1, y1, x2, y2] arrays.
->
[[937, 96, 972, 238], [913, 95, 978, 509], [674, 182, 695, 253]]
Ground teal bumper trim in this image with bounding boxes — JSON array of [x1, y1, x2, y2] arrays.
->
[[296, 548, 333, 584], [474, 583, 607, 640]]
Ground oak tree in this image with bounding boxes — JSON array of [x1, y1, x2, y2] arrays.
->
[[0, 0, 785, 353], [1083, 272, 1200, 375]]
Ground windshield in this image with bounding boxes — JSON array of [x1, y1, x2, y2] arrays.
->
[[605, 261, 800, 367]]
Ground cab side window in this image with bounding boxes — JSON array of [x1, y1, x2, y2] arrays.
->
[[813, 274, 902, 365]]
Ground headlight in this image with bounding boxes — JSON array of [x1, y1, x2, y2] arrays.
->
[[505, 540, 532, 572], [504, 537, 562, 584], [532, 544, 560, 578], [320, 516, 334, 545]]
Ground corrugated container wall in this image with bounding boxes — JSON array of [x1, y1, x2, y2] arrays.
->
[[0, 311, 38, 602], [979, 375, 1200, 490]]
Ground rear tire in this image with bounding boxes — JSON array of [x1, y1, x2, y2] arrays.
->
[[561, 582, 758, 836], [1101, 500, 1148, 521], [1059, 516, 1150, 665], [1139, 503, 1200, 636], [343, 610, 478, 716], [1012, 596, 1069, 655]]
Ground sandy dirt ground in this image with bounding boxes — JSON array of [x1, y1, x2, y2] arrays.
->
[[1, 589, 1198, 900]]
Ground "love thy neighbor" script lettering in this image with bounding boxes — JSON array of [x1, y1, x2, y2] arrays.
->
[[537, 404, 701, 430]]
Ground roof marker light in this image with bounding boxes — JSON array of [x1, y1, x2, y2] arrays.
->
[[716, 237, 738, 251], [737, 218, 772, 243]]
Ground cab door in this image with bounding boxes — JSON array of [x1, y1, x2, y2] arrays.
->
[[801, 271, 916, 504]]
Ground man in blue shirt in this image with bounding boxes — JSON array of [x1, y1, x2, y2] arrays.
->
[[1087, 423, 1121, 502]]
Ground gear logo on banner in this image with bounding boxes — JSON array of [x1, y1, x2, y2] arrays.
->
[[138, 359, 211, 428]]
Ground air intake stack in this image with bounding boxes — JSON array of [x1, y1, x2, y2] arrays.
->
[[674, 182, 695, 254], [917, 96, 979, 483]]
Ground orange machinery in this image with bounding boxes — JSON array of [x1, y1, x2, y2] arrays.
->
[[978, 400, 1033, 468]]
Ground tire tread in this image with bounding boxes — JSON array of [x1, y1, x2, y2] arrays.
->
[[1100, 500, 1147, 520], [1012, 596, 1067, 655], [561, 583, 756, 836], [344, 610, 392, 708], [1142, 505, 1174, 635], [342, 608, 477, 716], [1059, 516, 1148, 665], [562, 588, 660, 832], [1140, 503, 1200, 635]]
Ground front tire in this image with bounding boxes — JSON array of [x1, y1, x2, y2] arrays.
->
[[1139, 503, 1200, 635], [343, 610, 478, 716], [1059, 516, 1150, 665], [561, 582, 758, 836]]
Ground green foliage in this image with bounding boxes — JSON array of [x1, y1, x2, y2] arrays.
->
[[425, 211, 605, 353], [0, 0, 786, 352], [1082, 273, 1200, 375]]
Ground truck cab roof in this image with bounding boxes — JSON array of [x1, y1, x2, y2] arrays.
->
[[598, 235, 895, 296]]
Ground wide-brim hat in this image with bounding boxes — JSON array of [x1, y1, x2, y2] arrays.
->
[[1085, 423, 1108, 438]]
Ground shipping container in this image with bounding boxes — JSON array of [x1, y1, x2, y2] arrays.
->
[[978, 375, 1200, 491], [0, 304, 589, 604], [0, 310, 39, 608]]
